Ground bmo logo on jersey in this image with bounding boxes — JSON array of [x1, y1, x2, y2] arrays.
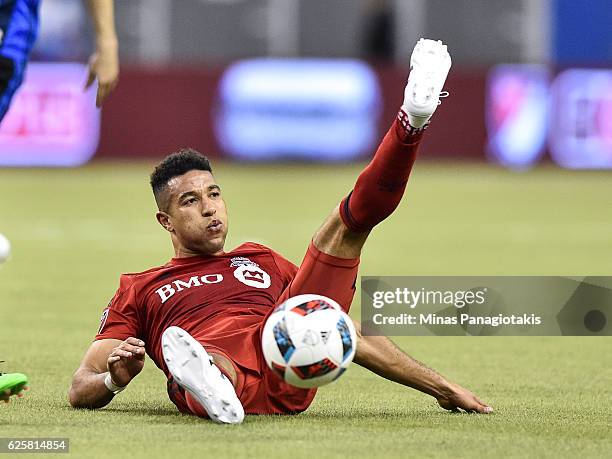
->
[[156, 274, 224, 303], [155, 264, 272, 303]]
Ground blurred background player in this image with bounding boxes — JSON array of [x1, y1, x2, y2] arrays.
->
[[362, 0, 395, 62], [0, 0, 119, 123], [0, 0, 119, 396]]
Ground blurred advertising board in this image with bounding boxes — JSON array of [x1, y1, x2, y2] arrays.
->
[[549, 69, 612, 169], [215, 59, 381, 161], [487, 66, 612, 169], [0, 63, 100, 167], [486, 65, 549, 170]]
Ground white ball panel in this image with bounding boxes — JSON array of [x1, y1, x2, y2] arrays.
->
[[261, 294, 355, 389]]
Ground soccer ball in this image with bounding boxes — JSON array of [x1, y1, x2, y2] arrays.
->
[[262, 294, 357, 388], [0, 233, 10, 264]]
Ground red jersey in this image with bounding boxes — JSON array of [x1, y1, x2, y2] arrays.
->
[[95, 242, 298, 376]]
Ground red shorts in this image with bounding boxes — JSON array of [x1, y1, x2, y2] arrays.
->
[[167, 241, 359, 416]]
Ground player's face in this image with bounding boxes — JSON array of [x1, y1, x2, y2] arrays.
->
[[160, 170, 229, 256]]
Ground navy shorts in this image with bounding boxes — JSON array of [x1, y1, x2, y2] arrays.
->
[[0, 0, 39, 121]]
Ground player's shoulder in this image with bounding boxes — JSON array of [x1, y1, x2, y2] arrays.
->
[[231, 241, 274, 254], [232, 242, 297, 275], [230, 242, 291, 261], [115, 263, 173, 291]]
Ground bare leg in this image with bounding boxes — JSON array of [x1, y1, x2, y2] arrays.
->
[[312, 205, 369, 259], [210, 352, 238, 388]]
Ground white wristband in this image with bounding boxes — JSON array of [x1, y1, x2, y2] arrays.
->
[[104, 373, 126, 395]]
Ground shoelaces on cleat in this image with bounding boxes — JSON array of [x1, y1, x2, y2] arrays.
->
[[437, 91, 450, 105]]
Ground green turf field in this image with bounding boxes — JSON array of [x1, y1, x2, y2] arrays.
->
[[0, 162, 610, 458]]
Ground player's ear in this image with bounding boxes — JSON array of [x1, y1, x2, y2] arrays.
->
[[156, 211, 174, 233]]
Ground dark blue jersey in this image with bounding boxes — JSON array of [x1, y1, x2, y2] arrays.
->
[[0, 0, 40, 120]]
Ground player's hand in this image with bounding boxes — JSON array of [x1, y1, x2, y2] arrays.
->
[[1, 386, 28, 403], [107, 337, 145, 387], [436, 382, 493, 414], [85, 40, 119, 108]]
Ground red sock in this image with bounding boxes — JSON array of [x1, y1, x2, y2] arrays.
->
[[339, 110, 425, 233]]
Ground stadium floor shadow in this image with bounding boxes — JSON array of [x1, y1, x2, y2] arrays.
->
[[64, 406, 451, 422], [303, 408, 453, 421], [101, 407, 182, 417], [59, 405, 182, 418]]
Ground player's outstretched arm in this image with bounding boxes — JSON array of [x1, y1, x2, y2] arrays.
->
[[352, 321, 493, 414], [84, 0, 119, 107], [68, 337, 145, 409]]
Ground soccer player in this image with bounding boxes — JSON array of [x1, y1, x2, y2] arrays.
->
[[0, 0, 119, 123], [69, 39, 493, 423]]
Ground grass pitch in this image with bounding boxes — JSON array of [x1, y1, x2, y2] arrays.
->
[[0, 161, 610, 458]]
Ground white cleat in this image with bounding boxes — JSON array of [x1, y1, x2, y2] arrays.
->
[[162, 326, 244, 424], [402, 38, 452, 128]]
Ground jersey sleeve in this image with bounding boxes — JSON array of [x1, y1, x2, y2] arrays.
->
[[269, 248, 299, 290], [94, 275, 141, 341]]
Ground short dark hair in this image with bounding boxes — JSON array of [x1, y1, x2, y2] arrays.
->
[[150, 148, 213, 210]]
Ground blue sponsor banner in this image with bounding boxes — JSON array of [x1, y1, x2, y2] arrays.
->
[[215, 59, 381, 161]]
